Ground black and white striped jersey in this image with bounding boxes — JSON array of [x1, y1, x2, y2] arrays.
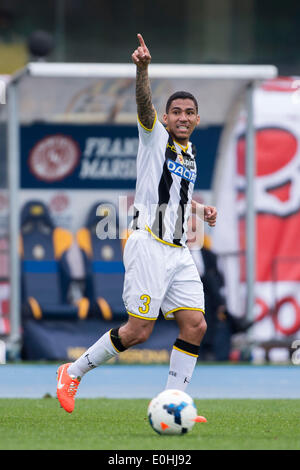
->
[[132, 112, 197, 247]]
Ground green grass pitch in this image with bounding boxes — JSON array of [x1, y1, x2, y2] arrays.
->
[[0, 398, 299, 450]]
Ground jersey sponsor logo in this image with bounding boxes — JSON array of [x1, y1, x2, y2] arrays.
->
[[175, 153, 195, 170], [181, 155, 195, 171], [167, 159, 196, 184]]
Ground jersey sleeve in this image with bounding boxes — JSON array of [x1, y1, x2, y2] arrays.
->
[[137, 110, 167, 145]]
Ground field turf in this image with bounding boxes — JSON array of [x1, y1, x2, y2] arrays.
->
[[0, 398, 299, 450]]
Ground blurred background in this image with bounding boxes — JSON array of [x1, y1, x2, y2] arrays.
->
[[0, 0, 299, 73], [0, 0, 300, 367]]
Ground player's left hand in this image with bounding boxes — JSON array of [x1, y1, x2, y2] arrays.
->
[[132, 33, 151, 69], [204, 205, 217, 227]]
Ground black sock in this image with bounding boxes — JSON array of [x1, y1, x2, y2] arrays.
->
[[110, 327, 127, 352]]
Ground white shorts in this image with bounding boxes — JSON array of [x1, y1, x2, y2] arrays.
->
[[122, 230, 205, 321]]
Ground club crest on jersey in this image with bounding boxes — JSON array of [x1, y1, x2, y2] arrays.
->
[[167, 159, 196, 184], [177, 154, 184, 165]]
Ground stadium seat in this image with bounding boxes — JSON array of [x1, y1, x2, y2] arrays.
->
[[20, 200, 90, 320], [76, 201, 126, 320]]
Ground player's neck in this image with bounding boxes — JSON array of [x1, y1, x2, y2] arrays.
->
[[167, 129, 189, 150], [173, 138, 189, 152]]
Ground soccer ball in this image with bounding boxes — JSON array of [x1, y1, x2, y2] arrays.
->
[[147, 389, 198, 435]]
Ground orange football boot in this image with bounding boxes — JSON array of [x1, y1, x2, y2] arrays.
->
[[56, 363, 80, 413]]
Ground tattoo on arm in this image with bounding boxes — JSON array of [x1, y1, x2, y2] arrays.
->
[[136, 67, 156, 130]]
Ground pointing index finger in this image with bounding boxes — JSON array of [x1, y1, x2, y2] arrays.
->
[[137, 33, 146, 48]]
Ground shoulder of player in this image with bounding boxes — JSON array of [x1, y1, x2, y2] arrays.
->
[[137, 111, 168, 137], [138, 114, 169, 146]]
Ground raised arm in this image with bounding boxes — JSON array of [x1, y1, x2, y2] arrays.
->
[[132, 33, 156, 130]]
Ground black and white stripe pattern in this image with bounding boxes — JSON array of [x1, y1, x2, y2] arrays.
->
[[151, 135, 196, 246], [133, 119, 197, 247]]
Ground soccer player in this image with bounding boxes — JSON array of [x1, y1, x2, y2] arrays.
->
[[57, 34, 217, 413]]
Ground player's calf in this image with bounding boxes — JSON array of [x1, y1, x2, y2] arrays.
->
[[119, 316, 155, 348], [175, 309, 207, 345]]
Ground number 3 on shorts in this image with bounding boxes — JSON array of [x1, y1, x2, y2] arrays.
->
[[138, 294, 151, 314]]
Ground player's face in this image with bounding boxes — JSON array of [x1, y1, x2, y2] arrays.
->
[[163, 99, 200, 144]]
